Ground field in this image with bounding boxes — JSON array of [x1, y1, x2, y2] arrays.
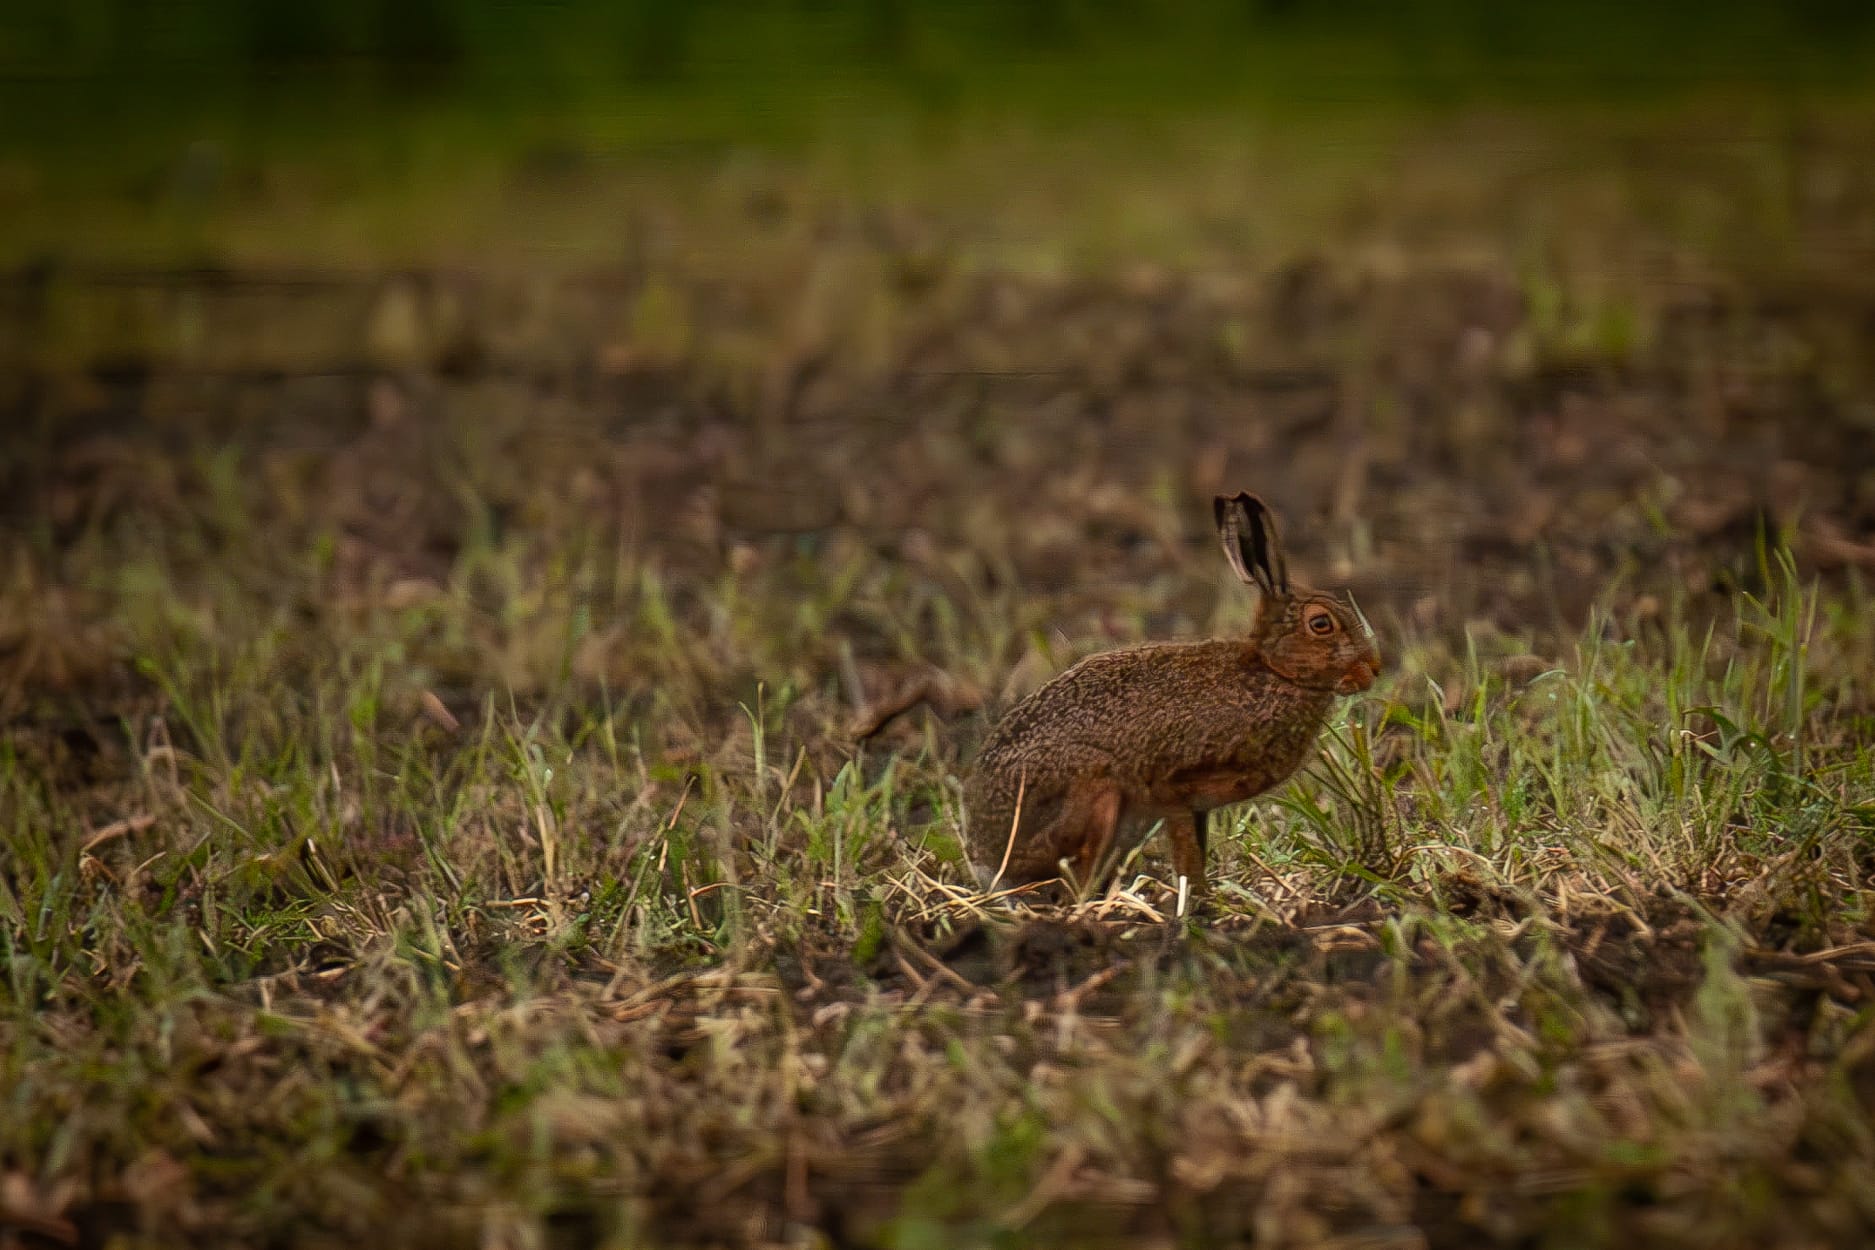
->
[[6, 23, 1875, 1246]]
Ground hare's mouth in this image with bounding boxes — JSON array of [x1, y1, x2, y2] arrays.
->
[[1336, 659, 1378, 694]]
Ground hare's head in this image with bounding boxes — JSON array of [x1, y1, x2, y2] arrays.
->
[[1215, 492, 1382, 694]]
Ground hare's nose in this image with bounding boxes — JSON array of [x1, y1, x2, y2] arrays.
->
[[1337, 658, 1378, 694]]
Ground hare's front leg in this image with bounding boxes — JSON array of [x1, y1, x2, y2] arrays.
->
[[1165, 809, 1210, 903]]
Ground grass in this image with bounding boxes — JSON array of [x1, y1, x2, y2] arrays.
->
[[5, 60, 1875, 1247], [4, 418, 1874, 1246]]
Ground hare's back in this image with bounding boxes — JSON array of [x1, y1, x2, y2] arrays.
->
[[980, 638, 1255, 758]]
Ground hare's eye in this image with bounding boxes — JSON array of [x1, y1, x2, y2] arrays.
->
[[1306, 610, 1336, 636]]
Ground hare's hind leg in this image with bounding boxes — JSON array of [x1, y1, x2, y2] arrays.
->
[[1058, 781, 1124, 898], [975, 778, 1123, 898], [1165, 810, 1211, 902]]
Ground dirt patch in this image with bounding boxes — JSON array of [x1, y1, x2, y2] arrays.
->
[[8, 254, 1875, 734]]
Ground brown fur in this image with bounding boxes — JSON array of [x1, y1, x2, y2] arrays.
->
[[964, 493, 1382, 900]]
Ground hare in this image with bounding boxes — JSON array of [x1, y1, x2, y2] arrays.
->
[[965, 492, 1381, 902]]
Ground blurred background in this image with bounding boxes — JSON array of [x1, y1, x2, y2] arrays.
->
[[4, 0, 1875, 721]]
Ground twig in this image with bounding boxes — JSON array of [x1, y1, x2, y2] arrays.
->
[[418, 689, 460, 732], [901, 939, 980, 995], [81, 813, 155, 853], [848, 670, 983, 741]]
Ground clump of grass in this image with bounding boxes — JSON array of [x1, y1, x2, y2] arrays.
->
[[1264, 548, 1871, 910]]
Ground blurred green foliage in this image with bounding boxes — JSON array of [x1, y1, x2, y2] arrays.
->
[[3, 1, 1871, 263], [4, 0, 1873, 112]]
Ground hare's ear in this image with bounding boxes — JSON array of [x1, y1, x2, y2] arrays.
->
[[1214, 492, 1289, 597]]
